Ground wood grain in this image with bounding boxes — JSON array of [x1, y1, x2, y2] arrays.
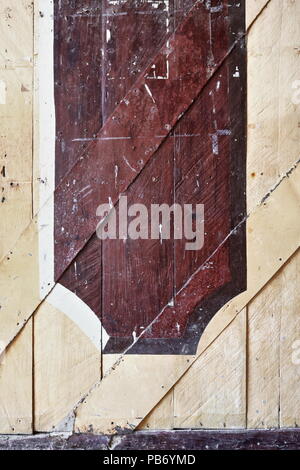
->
[[1, 428, 300, 450], [279, 250, 300, 428], [247, 273, 281, 428], [53, 0, 244, 281], [247, 0, 300, 212], [174, 310, 247, 429], [0, 321, 32, 434], [34, 301, 101, 432]]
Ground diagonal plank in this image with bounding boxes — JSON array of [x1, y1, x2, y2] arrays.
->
[[54, 0, 244, 279], [75, 161, 300, 433]]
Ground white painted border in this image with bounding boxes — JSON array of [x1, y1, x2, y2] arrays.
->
[[37, 0, 108, 350], [38, 0, 55, 294]]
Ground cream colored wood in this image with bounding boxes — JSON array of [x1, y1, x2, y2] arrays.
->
[[174, 311, 247, 429], [246, 0, 270, 29], [0, 320, 32, 434], [279, 250, 300, 428], [247, 274, 281, 428], [34, 301, 101, 432], [247, 249, 300, 429], [138, 391, 174, 430], [247, 0, 300, 212]]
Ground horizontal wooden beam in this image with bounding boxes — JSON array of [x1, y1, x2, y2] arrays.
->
[[1, 429, 300, 450]]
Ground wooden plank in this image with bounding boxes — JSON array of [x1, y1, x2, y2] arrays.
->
[[0, 0, 33, 258], [102, 142, 174, 354], [245, 0, 300, 428], [247, 272, 281, 428], [247, 0, 300, 212], [138, 390, 174, 431], [34, 301, 101, 432], [76, 354, 194, 433], [173, 310, 246, 429], [247, 249, 300, 429], [0, 320, 32, 434], [53, 0, 103, 185], [0, 0, 33, 434], [246, 0, 270, 28], [1, 429, 300, 451], [280, 250, 300, 428]]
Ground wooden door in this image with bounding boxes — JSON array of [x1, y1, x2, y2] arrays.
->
[[0, 0, 299, 448]]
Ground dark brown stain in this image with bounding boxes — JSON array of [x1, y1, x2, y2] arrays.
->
[[1, 429, 300, 450]]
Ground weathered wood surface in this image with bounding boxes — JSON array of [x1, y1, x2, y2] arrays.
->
[[247, 250, 300, 429], [1, 429, 300, 450], [34, 301, 101, 432], [52, 0, 246, 356], [0, 0, 299, 438], [173, 310, 246, 429], [75, 159, 300, 433]]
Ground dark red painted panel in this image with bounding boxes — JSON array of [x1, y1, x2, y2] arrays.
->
[[54, 0, 103, 185], [102, 139, 175, 347], [56, 0, 179, 309], [53, 0, 247, 355]]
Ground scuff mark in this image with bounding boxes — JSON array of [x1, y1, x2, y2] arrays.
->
[[144, 83, 155, 103], [122, 156, 137, 173]]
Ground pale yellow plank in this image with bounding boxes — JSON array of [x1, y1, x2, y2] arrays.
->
[[247, 0, 300, 213], [247, 250, 300, 429], [245, 0, 300, 427], [0, 67, 32, 186], [247, 273, 281, 428], [0, 1, 33, 68], [173, 311, 246, 429], [0, 320, 32, 434], [280, 250, 300, 427], [76, 354, 194, 434], [34, 302, 101, 432], [0, 181, 32, 259], [246, 0, 270, 29], [138, 390, 174, 430], [104, 355, 175, 431]]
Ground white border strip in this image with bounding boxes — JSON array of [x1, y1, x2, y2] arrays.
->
[[38, 0, 55, 295], [37, 0, 109, 349]]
